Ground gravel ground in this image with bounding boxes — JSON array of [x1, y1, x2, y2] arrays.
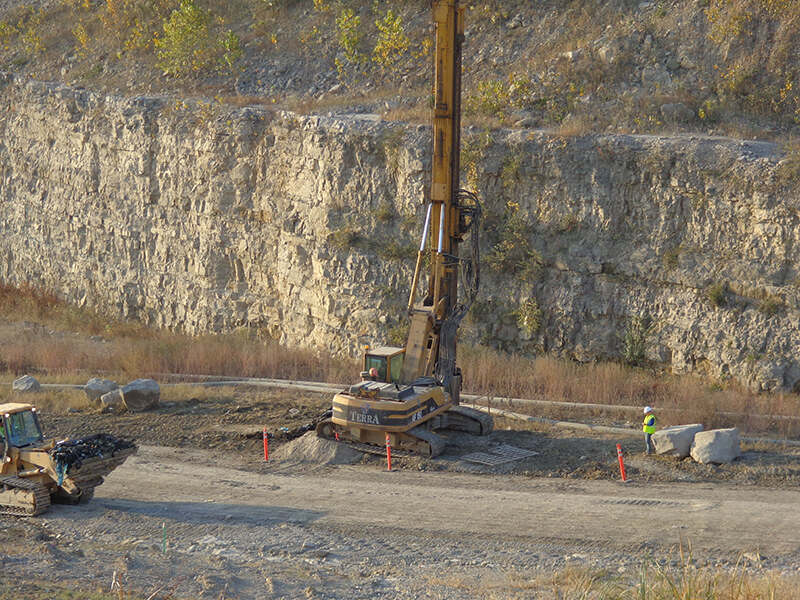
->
[[0, 386, 798, 598]]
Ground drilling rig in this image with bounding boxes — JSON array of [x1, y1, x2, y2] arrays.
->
[[316, 0, 492, 457]]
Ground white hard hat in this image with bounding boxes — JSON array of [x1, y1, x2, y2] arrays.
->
[[644, 406, 653, 414]]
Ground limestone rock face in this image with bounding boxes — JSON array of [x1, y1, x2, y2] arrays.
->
[[84, 378, 119, 402], [690, 428, 741, 464], [12, 375, 40, 393], [1, 75, 800, 393], [121, 379, 160, 412], [653, 424, 704, 458]]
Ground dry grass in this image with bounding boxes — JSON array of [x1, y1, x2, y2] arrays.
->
[[0, 384, 93, 414], [459, 346, 800, 437], [425, 547, 800, 599]]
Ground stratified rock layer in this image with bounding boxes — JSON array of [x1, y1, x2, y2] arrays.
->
[[2, 74, 800, 392]]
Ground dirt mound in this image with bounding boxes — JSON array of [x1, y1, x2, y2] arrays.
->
[[274, 432, 364, 466]]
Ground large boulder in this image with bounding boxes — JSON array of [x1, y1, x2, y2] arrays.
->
[[84, 378, 119, 402], [121, 378, 161, 412], [12, 375, 40, 393], [690, 428, 741, 464], [652, 423, 704, 458]]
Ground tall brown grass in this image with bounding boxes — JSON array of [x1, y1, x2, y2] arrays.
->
[[459, 346, 800, 437]]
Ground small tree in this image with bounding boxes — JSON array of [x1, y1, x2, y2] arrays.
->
[[335, 8, 365, 81], [372, 9, 408, 73]]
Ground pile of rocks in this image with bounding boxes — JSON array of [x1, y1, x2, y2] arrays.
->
[[653, 424, 741, 464], [86, 378, 161, 412]]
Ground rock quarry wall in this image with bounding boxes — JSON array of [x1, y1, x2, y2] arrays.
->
[[2, 74, 799, 392]]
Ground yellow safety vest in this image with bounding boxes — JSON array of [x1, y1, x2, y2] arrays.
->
[[642, 414, 656, 434]]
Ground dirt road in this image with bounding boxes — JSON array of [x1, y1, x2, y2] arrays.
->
[[107, 445, 800, 559], [3, 440, 797, 599]]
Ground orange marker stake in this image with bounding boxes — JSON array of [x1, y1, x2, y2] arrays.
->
[[616, 443, 627, 482], [263, 427, 269, 462], [385, 433, 393, 471]]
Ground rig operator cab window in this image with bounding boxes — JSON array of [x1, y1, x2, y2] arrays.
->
[[363, 346, 405, 383]]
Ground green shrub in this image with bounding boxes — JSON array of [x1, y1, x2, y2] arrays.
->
[[0, 21, 15, 51], [11, 6, 47, 57], [329, 226, 361, 250], [662, 246, 680, 270], [705, 282, 727, 307], [465, 73, 534, 121], [388, 321, 409, 346], [501, 147, 523, 190], [375, 201, 395, 223], [154, 0, 240, 76], [758, 297, 781, 315], [466, 79, 511, 118], [72, 23, 90, 57], [99, 0, 176, 52], [621, 314, 654, 366], [705, 1, 800, 120], [514, 298, 543, 336], [484, 204, 542, 283], [334, 8, 365, 81], [460, 127, 492, 190], [373, 239, 416, 262], [778, 140, 800, 181], [372, 9, 408, 73]]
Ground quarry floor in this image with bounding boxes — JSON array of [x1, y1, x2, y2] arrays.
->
[[3, 388, 800, 599]]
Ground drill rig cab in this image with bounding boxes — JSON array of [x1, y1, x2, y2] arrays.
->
[[316, 0, 493, 457], [362, 346, 405, 383]]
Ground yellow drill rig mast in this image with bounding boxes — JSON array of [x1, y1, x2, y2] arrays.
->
[[316, 0, 492, 457]]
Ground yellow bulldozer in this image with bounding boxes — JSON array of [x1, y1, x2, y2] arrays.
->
[[0, 402, 136, 515], [316, 0, 493, 457]]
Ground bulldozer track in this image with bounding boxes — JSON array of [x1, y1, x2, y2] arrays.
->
[[0, 476, 51, 516]]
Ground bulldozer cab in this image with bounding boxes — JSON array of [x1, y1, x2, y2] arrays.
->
[[0, 404, 44, 449], [363, 346, 405, 383]]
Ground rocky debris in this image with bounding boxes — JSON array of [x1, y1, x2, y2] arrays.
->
[[84, 378, 119, 402], [12, 375, 40, 393], [274, 432, 364, 466], [660, 102, 694, 123], [641, 65, 672, 89], [120, 379, 160, 412], [653, 424, 704, 458], [690, 428, 741, 464]]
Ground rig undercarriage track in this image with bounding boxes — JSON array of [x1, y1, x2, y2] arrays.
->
[[316, 420, 447, 457], [316, 404, 494, 458]]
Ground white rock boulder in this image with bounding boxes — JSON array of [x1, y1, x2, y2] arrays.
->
[[653, 423, 704, 458], [690, 428, 741, 464], [100, 388, 124, 407], [84, 378, 119, 402], [12, 374, 40, 393], [121, 378, 161, 412]]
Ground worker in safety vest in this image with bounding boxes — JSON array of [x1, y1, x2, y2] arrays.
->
[[642, 406, 656, 455]]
